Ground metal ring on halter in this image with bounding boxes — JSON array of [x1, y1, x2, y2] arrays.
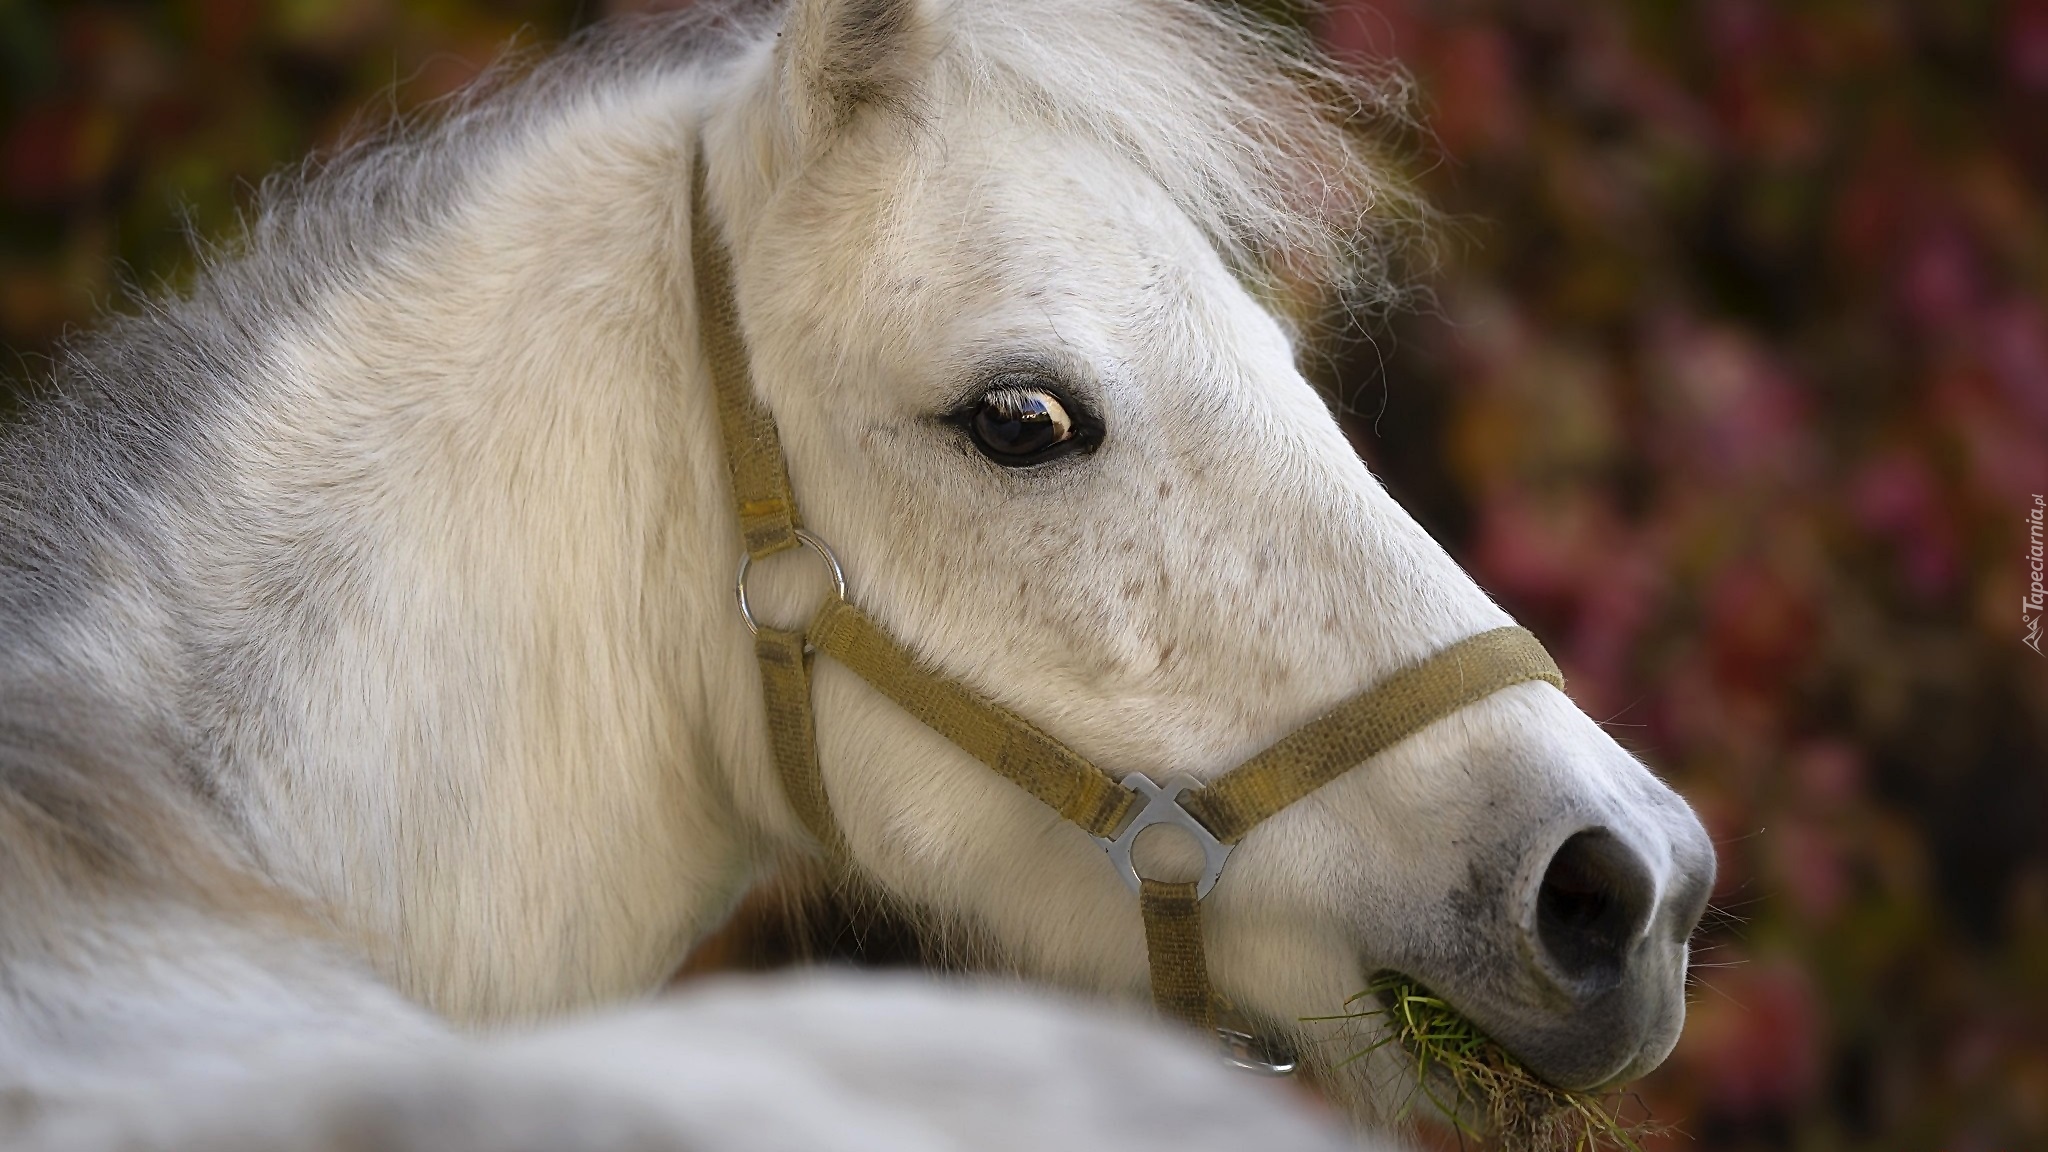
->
[[1094, 772, 1234, 899], [735, 529, 847, 637]]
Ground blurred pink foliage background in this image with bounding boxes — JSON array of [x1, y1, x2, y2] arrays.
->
[[1318, 3, 2048, 1148], [2, 1, 2045, 1149]]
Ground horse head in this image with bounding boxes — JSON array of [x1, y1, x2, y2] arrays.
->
[[700, 0, 1716, 1112]]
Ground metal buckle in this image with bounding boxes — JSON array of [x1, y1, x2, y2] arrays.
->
[[735, 529, 846, 637], [1217, 1024, 1298, 1076], [1094, 773, 1233, 899]]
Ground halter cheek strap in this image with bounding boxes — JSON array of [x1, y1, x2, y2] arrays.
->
[[689, 150, 1563, 1056]]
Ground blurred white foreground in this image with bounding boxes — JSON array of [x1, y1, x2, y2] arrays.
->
[[26, 972, 1380, 1151]]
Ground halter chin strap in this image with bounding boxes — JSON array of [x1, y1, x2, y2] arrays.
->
[[689, 150, 1563, 1055]]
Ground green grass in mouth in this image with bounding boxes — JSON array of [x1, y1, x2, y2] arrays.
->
[[1310, 973, 1659, 1152]]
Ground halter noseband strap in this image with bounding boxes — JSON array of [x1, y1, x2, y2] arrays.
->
[[689, 150, 1563, 1053]]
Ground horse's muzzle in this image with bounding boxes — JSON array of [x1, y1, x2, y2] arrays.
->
[[1388, 805, 1716, 1093], [1528, 817, 1712, 1090]]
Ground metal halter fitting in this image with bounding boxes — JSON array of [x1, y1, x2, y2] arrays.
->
[[689, 148, 1564, 1072], [735, 529, 844, 639], [1094, 774, 1232, 898]]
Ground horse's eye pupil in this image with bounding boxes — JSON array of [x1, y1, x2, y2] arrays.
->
[[969, 387, 1076, 464]]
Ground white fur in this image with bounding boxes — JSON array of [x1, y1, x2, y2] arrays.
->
[[23, 974, 1360, 1152], [0, 0, 1712, 1144]]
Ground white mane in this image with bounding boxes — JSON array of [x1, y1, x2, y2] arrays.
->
[[174, 0, 1422, 369]]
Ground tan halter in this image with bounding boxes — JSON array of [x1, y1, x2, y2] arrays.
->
[[690, 152, 1562, 1064]]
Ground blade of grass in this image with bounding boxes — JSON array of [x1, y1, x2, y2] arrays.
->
[[1318, 973, 1664, 1152]]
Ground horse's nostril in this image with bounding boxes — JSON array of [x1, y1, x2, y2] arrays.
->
[[1534, 829, 1655, 991]]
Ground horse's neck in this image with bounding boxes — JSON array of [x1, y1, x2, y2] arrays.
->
[[181, 69, 790, 1024]]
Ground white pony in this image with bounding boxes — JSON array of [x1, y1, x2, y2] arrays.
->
[[0, 0, 1716, 1145]]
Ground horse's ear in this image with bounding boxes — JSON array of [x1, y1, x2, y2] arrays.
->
[[776, 0, 939, 148]]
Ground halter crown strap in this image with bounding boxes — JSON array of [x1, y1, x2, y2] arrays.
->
[[692, 151, 845, 858], [687, 145, 1564, 1042], [691, 151, 802, 561]]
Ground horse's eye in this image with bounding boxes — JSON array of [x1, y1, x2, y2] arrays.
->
[[960, 385, 1096, 467]]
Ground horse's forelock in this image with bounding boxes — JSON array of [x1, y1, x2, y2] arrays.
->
[[935, 0, 1433, 313]]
